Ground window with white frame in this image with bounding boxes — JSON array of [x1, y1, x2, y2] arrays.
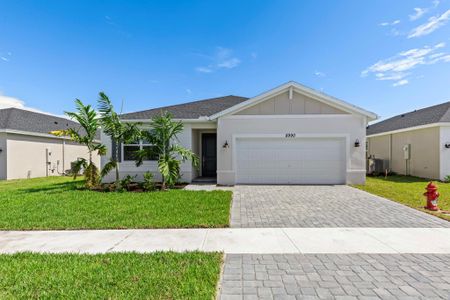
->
[[122, 139, 158, 161]]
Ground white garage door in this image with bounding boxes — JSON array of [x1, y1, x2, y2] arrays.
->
[[236, 137, 346, 184]]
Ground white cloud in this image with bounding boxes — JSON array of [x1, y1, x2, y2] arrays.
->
[[0, 94, 25, 109], [410, 7, 427, 21], [0, 51, 12, 62], [185, 88, 192, 94], [0, 92, 68, 118], [408, 9, 450, 38], [379, 20, 400, 26], [362, 42, 450, 86], [314, 71, 326, 77], [195, 47, 241, 73], [217, 57, 240, 69], [393, 79, 409, 87], [195, 66, 213, 73]]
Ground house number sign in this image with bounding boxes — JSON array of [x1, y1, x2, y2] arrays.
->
[[285, 133, 296, 138]]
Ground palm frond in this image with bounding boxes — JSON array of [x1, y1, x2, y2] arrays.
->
[[170, 144, 199, 167], [71, 158, 88, 179], [100, 159, 117, 178], [93, 143, 107, 156]]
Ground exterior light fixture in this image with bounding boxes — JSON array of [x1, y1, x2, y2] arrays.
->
[[223, 141, 229, 149], [445, 143, 450, 149], [354, 139, 360, 147], [0, 148, 2, 153]]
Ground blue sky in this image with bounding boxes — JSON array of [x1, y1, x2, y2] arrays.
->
[[0, 0, 449, 122]]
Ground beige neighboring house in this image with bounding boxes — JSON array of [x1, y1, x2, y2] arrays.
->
[[102, 81, 377, 185], [367, 101, 450, 180], [0, 108, 100, 180]]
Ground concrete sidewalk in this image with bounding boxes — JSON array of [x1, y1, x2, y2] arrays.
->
[[1, 228, 450, 254]]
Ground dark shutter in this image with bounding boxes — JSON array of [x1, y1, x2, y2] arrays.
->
[[111, 139, 122, 162]]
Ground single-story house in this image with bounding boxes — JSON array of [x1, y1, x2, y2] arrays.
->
[[367, 101, 450, 180], [0, 108, 100, 180], [102, 81, 377, 185]]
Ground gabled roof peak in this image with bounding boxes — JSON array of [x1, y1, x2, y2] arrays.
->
[[209, 81, 378, 120]]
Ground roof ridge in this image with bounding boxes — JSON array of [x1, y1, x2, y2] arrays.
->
[[370, 100, 450, 126], [121, 95, 248, 116], [438, 101, 450, 122], [0, 107, 80, 129]]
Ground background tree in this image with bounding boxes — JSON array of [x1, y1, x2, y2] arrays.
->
[[51, 99, 105, 188], [98, 92, 141, 188], [135, 112, 199, 190]]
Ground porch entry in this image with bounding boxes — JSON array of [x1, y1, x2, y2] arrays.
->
[[201, 133, 217, 177]]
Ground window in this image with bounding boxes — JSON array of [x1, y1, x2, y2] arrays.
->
[[123, 140, 158, 161]]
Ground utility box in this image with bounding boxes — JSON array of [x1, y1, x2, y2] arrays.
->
[[403, 144, 411, 160]]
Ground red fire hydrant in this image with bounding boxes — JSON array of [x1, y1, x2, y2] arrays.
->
[[424, 182, 439, 211]]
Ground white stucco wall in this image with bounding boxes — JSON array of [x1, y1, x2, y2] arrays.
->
[[0, 133, 7, 180], [5, 133, 99, 180], [216, 114, 367, 185], [439, 126, 450, 181], [101, 121, 216, 183]]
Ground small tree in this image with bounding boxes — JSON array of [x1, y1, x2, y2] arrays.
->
[[51, 99, 105, 188], [97, 92, 141, 188], [135, 112, 199, 190]]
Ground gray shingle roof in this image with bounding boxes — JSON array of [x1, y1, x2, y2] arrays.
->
[[0, 107, 99, 139], [367, 101, 450, 135], [120, 95, 249, 120]]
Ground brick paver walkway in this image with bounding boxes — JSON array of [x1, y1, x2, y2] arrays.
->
[[230, 185, 450, 228], [220, 253, 450, 300]]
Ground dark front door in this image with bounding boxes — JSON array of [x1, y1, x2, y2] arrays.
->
[[202, 133, 217, 177]]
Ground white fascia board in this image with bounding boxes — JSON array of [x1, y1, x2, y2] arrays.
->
[[0, 129, 102, 143], [121, 118, 216, 123], [367, 122, 450, 138], [209, 81, 378, 121]]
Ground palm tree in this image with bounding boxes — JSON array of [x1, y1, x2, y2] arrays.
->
[[135, 112, 199, 190], [97, 92, 141, 188], [51, 99, 106, 188]]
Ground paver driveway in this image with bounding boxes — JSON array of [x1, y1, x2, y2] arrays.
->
[[220, 253, 450, 300], [222, 184, 450, 299], [230, 185, 450, 228]]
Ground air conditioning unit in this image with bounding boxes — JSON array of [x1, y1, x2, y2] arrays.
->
[[367, 158, 390, 175]]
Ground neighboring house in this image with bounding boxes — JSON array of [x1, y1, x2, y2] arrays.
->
[[0, 108, 100, 180], [102, 81, 377, 185], [367, 101, 450, 180]]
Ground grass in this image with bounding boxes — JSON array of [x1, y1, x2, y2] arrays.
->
[[0, 251, 222, 299], [354, 175, 450, 221], [0, 176, 232, 230]]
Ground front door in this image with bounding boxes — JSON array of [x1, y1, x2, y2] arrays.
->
[[202, 133, 217, 177]]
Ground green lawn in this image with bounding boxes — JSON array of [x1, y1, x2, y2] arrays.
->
[[0, 252, 222, 299], [0, 177, 232, 230], [354, 175, 450, 221]]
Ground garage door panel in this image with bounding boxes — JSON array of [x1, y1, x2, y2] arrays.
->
[[236, 138, 346, 184]]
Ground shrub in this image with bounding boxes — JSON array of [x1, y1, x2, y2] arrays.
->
[[119, 175, 136, 191], [444, 175, 450, 183], [142, 172, 156, 191]]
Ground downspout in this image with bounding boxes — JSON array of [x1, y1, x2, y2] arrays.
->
[[389, 134, 392, 169], [62, 138, 65, 175]]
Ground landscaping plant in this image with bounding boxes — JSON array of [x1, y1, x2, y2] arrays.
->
[[51, 99, 106, 189], [135, 112, 199, 190], [98, 92, 141, 189], [142, 172, 156, 191], [118, 174, 136, 192]]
